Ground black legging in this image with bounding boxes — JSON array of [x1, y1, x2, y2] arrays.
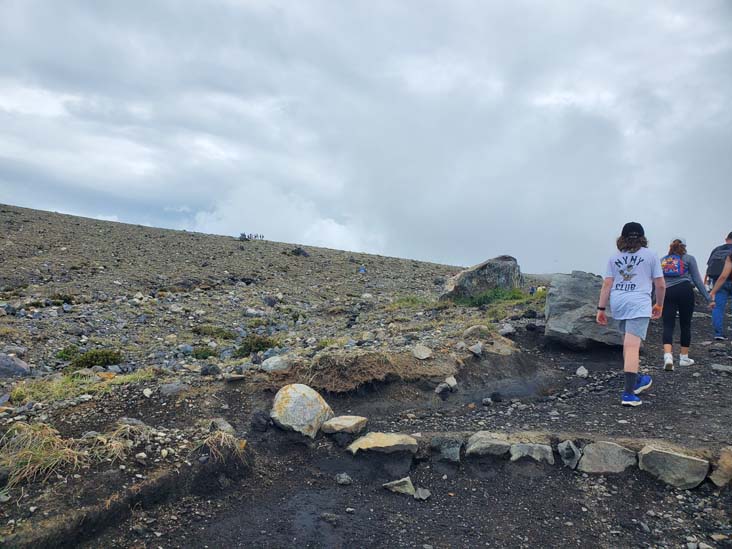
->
[[662, 281, 695, 347]]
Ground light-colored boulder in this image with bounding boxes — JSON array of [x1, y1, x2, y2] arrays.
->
[[270, 384, 334, 438], [261, 355, 292, 373], [510, 443, 555, 465], [463, 325, 491, 339], [0, 353, 30, 378], [638, 446, 709, 489], [383, 477, 415, 496], [465, 432, 511, 458], [412, 344, 433, 360], [347, 432, 418, 455], [578, 441, 636, 473], [440, 256, 522, 301], [709, 447, 732, 487], [545, 271, 624, 349], [321, 415, 368, 434]]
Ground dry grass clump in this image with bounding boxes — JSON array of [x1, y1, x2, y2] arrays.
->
[[195, 431, 247, 464], [0, 423, 88, 488]]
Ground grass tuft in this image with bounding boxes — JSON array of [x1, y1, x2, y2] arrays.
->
[[233, 334, 278, 358], [193, 325, 237, 340], [67, 349, 123, 373], [195, 431, 248, 464]]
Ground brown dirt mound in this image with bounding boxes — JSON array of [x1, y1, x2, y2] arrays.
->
[[281, 351, 456, 393]]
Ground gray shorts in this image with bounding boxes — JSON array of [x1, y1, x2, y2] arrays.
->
[[618, 317, 650, 341]]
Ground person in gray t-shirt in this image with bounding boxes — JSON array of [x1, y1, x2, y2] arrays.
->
[[660, 238, 711, 371]]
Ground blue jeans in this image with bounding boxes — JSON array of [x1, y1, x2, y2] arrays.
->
[[712, 279, 732, 337]]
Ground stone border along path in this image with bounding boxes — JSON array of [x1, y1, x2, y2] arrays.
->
[[344, 429, 731, 492]]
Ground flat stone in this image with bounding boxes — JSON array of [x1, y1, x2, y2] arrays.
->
[[709, 447, 732, 487], [558, 440, 582, 469], [638, 446, 709, 489], [347, 432, 418, 455], [412, 344, 433, 360], [270, 384, 334, 438], [578, 441, 636, 474], [510, 443, 555, 465], [711, 364, 732, 374], [383, 477, 415, 496], [465, 432, 511, 458], [321, 415, 368, 434]]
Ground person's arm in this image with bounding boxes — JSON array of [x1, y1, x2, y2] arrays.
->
[[596, 277, 613, 325], [687, 256, 711, 302], [652, 277, 666, 319], [710, 257, 732, 300]]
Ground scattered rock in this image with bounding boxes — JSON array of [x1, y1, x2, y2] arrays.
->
[[413, 488, 431, 501], [558, 440, 582, 469], [335, 472, 353, 486], [209, 417, 236, 435], [142, 388, 154, 398], [444, 376, 457, 390], [250, 410, 271, 432], [711, 363, 732, 374], [576, 366, 589, 379], [412, 344, 433, 360], [709, 446, 732, 487], [498, 323, 516, 337], [383, 477, 416, 496], [440, 256, 522, 301], [430, 435, 463, 463], [578, 441, 636, 474], [348, 433, 418, 455], [321, 415, 368, 434], [465, 432, 511, 458], [0, 353, 31, 378], [200, 363, 221, 376], [270, 384, 334, 438], [638, 446, 709, 489], [468, 343, 483, 357], [509, 443, 555, 465], [545, 271, 624, 349]]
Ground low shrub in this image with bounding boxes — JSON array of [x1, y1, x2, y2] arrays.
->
[[56, 345, 81, 361], [192, 346, 217, 360], [454, 288, 526, 307], [233, 334, 278, 358], [193, 325, 237, 340], [66, 349, 123, 372]]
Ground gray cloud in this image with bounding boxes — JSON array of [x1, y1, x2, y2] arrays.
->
[[1, 0, 731, 273]]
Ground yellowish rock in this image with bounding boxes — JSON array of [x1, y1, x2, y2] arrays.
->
[[270, 384, 334, 438], [347, 432, 418, 455], [321, 415, 368, 434], [710, 446, 732, 487]]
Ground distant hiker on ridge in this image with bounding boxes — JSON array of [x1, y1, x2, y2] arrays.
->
[[705, 231, 732, 341], [596, 222, 665, 407], [659, 238, 710, 371]]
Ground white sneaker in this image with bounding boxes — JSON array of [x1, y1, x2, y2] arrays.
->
[[663, 354, 674, 371], [679, 356, 695, 367]]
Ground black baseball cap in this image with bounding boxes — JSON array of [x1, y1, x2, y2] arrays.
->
[[727, 231, 732, 240], [621, 222, 645, 238]]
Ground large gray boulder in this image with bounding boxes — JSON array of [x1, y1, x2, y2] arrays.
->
[[0, 353, 31, 378], [440, 256, 522, 301], [638, 446, 709, 489], [577, 441, 636, 473], [545, 271, 623, 349], [270, 384, 334, 438]]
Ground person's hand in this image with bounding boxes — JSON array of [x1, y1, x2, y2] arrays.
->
[[596, 310, 608, 325], [709, 295, 716, 309], [651, 304, 663, 320]]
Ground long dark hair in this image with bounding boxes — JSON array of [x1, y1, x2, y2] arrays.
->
[[668, 240, 687, 256], [617, 235, 648, 253]]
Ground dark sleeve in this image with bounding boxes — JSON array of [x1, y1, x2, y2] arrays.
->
[[687, 255, 710, 302]]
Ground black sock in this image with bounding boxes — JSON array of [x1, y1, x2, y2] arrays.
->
[[624, 372, 638, 394]]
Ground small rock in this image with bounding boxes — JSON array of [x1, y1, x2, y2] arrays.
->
[[260, 355, 292, 373], [383, 477, 416, 496], [465, 432, 511, 457], [413, 488, 431, 501], [200, 363, 221, 376], [0, 353, 31, 378], [319, 512, 338, 525], [430, 435, 463, 463], [412, 344, 433, 360], [711, 363, 732, 374], [558, 440, 582, 469], [576, 366, 589, 379], [468, 343, 483, 356], [159, 382, 190, 397], [209, 417, 236, 435], [444, 376, 457, 390], [142, 388, 153, 398], [462, 325, 491, 339], [481, 397, 493, 406], [709, 446, 732, 487], [498, 324, 516, 337], [510, 443, 555, 465], [335, 473, 353, 486]]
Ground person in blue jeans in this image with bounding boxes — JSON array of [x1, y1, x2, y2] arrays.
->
[[596, 222, 666, 407], [706, 232, 732, 340], [709, 252, 732, 339]]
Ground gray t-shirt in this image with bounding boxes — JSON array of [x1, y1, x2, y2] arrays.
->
[[605, 247, 663, 320]]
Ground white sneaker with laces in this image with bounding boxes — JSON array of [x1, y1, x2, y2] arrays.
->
[[679, 356, 695, 367], [663, 353, 674, 371]]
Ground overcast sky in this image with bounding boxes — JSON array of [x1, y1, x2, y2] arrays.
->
[[1, 1, 731, 274]]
